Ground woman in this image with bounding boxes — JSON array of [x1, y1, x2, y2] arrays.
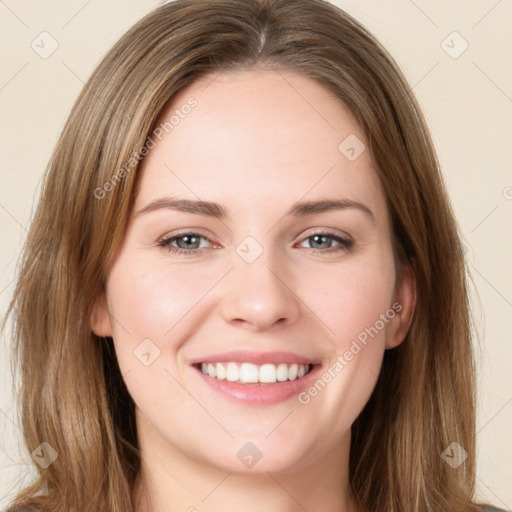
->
[[4, 0, 508, 511]]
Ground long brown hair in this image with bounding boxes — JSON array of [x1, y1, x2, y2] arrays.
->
[[4, 0, 492, 510]]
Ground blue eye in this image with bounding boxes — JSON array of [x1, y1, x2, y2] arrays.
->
[[157, 230, 353, 256], [298, 232, 353, 253], [158, 232, 211, 256]]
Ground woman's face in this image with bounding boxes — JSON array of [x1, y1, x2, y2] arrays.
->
[[93, 68, 414, 476]]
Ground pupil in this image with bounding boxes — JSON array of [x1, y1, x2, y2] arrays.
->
[[178, 235, 199, 249], [312, 234, 330, 249]]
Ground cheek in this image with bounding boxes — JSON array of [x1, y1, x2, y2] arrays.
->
[[294, 253, 396, 411], [261, 257, 397, 462], [105, 254, 224, 356], [104, 256, 222, 425], [302, 254, 396, 351]]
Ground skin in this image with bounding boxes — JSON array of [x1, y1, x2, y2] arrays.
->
[[92, 66, 415, 512]]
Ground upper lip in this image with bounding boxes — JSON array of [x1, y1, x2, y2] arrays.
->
[[189, 350, 320, 366]]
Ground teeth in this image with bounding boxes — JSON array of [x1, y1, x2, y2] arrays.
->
[[239, 363, 259, 383], [216, 362, 226, 380], [226, 362, 239, 382], [200, 362, 311, 383], [276, 363, 289, 382], [259, 363, 276, 383]]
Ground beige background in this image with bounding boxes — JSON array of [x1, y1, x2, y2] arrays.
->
[[0, 0, 511, 509]]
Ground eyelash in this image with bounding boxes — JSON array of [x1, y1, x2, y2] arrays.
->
[[157, 230, 354, 257]]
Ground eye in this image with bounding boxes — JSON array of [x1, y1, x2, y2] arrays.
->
[[297, 230, 353, 254], [157, 231, 214, 256], [157, 229, 354, 257]]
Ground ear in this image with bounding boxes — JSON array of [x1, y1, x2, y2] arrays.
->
[[385, 263, 416, 350], [90, 292, 113, 337]]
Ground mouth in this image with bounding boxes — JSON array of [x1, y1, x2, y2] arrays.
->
[[190, 352, 321, 405], [194, 361, 314, 384]]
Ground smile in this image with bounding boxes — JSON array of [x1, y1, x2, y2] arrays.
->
[[199, 362, 313, 384], [190, 350, 321, 404]]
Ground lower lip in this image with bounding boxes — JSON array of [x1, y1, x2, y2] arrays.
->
[[193, 365, 321, 405]]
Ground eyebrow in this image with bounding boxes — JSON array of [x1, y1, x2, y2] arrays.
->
[[135, 197, 375, 222]]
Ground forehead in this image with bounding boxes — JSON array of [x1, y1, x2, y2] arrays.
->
[[135, 68, 387, 224]]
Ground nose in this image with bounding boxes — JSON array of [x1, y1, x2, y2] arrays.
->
[[219, 248, 301, 332]]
